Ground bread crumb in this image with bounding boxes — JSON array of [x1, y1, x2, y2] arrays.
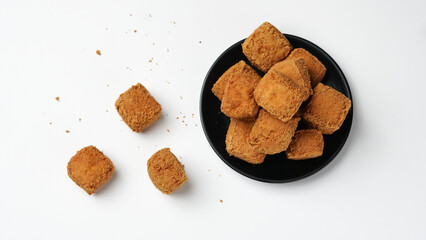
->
[[167, 129, 170, 132], [107, 84, 110, 87], [152, 43, 155, 45], [96, 50, 101, 55], [106, 27, 108, 30], [106, 110, 109, 112], [220, 200, 223, 203], [192, 113, 195, 118], [130, 13, 132, 16], [208, 169, 210, 172], [49, 122, 52, 125], [78, 118, 81, 122], [176, 117, 179, 119], [66, 130, 70, 133], [199, 41, 202, 44], [134, 30, 137, 33], [166, 48, 170, 53], [183, 116, 186, 118], [185, 124, 188, 126], [219, 174, 222, 177], [180, 96, 183, 100], [148, 59, 152, 63], [55, 96, 60, 102], [149, 14, 152, 18]]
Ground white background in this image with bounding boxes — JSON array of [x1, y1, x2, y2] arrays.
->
[[1, 0, 425, 239]]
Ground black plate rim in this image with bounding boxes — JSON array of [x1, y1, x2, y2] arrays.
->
[[199, 34, 353, 183]]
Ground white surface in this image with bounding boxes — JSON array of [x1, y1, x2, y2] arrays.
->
[[1, 0, 425, 239]]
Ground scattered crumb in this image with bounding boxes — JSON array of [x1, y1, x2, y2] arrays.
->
[[185, 124, 188, 126], [167, 129, 170, 132], [152, 42, 155, 45], [181, 120, 184, 123], [148, 59, 152, 63], [195, 124, 198, 127], [220, 200, 223, 203], [176, 117, 179, 119], [55, 96, 60, 101], [106, 27, 108, 30], [219, 174, 222, 177], [181, 69, 183, 71], [180, 96, 183, 100], [165, 114, 168, 117], [78, 118, 81, 122], [183, 116, 186, 118], [107, 84, 110, 87], [149, 14, 152, 18], [155, 62, 158, 66], [106, 110, 109, 112], [166, 48, 169, 53], [130, 13, 132, 16], [208, 169, 210, 172], [134, 30, 137, 33], [150, 69, 152, 71], [172, 21, 176, 24], [192, 113, 195, 118], [96, 50, 101, 55], [138, 146, 141, 149], [199, 41, 202, 44], [49, 122, 52, 125], [165, 80, 170, 84], [66, 130, 70, 133]]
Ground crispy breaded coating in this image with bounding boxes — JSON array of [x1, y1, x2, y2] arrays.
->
[[226, 118, 266, 164], [253, 70, 305, 122], [242, 22, 293, 72], [286, 129, 324, 160], [147, 148, 187, 194], [67, 146, 115, 195], [249, 109, 300, 154], [115, 83, 162, 132], [287, 48, 326, 87], [302, 83, 352, 134], [211, 61, 246, 100], [220, 61, 261, 121], [270, 58, 312, 100]]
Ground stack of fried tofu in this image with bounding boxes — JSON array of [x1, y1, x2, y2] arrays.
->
[[212, 22, 352, 164]]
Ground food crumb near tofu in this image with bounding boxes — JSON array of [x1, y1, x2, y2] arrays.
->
[[55, 96, 60, 101], [66, 130, 70, 133], [96, 50, 101, 55]]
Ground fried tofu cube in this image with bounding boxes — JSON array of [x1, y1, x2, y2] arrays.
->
[[270, 58, 312, 100], [67, 146, 115, 195], [254, 70, 305, 122], [115, 83, 162, 132], [286, 129, 324, 160], [242, 22, 293, 72], [220, 61, 261, 121], [302, 83, 352, 134], [147, 148, 187, 194], [249, 109, 300, 154], [226, 118, 266, 164], [287, 48, 326, 87], [211, 61, 247, 100]]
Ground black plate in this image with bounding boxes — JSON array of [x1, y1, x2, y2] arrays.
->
[[200, 34, 353, 183]]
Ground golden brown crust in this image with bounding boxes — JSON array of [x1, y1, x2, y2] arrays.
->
[[147, 148, 187, 194], [115, 83, 162, 132], [286, 129, 324, 160], [225, 118, 266, 164], [287, 48, 326, 87], [67, 146, 115, 195], [253, 70, 305, 122], [302, 83, 352, 134], [242, 22, 293, 72], [220, 61, 261, 121], [270, 58, 312, 100], [249, 109, 300, 154], [212, 61, 246, 100]]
